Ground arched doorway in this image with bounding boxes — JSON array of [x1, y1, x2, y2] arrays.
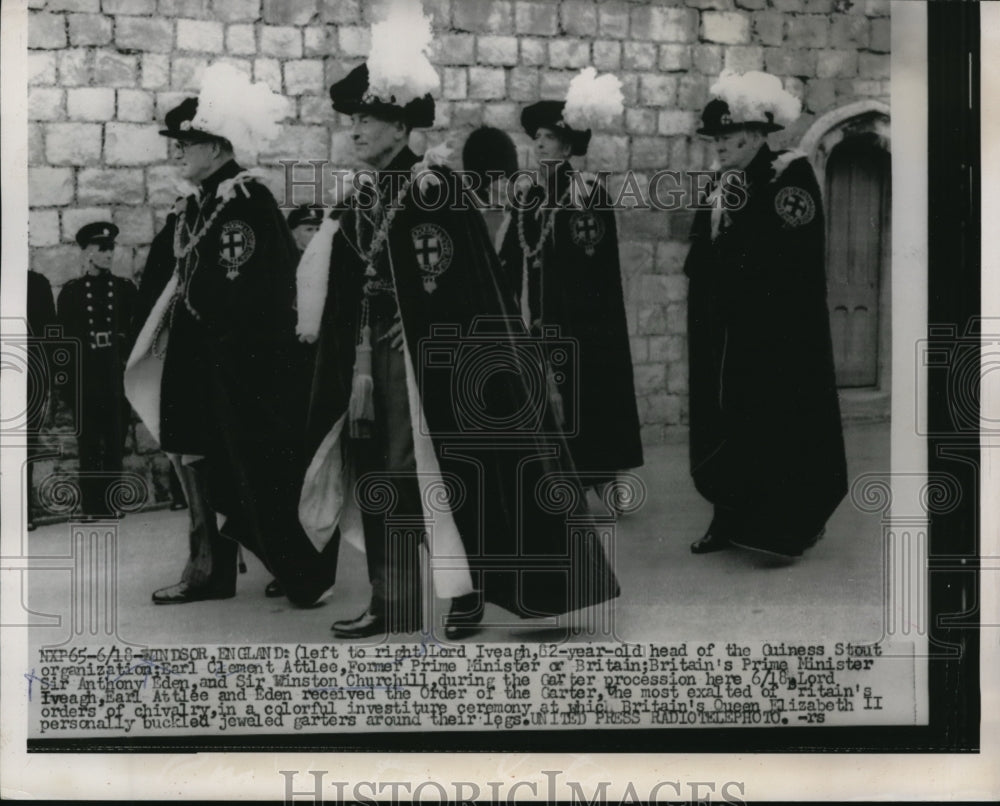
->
[[802, 102, 892, 399], [826, 132, 891, 387]]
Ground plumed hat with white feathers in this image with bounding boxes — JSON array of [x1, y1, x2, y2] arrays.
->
[[521, 67, 624, 157], [328, 0, 438, 129], [159, 62, 288, 159], [698, 70, 801, 136]]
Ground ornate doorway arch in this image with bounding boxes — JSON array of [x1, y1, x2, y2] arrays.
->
[[801, 101, 891, 401]]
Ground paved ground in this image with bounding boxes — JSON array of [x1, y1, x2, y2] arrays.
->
[[25, 422, 889, 649]]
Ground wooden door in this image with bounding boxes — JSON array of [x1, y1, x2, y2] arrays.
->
[[825, 134, 890, 387]]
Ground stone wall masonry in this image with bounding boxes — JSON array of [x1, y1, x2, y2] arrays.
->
[[26, 0, 890, 510]]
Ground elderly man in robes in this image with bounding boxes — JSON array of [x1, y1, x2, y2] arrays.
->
[[297, 0, 619, 640], [684, 71, 847, 559]]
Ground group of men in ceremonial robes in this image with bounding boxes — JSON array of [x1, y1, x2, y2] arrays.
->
[[29, 0, 850, 640]]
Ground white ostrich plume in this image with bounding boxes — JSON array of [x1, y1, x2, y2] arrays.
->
[[191, 62, 289, 159], [563, 67, 624, 130], [367, 0, 439, 105], [709, 70, 802, 128]]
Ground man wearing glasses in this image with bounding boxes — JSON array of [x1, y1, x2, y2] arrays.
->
[[126, 64, 336, 606], [57, 222, 136, 520]]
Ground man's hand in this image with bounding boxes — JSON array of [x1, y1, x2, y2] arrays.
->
[[378, 315, 405, 353]]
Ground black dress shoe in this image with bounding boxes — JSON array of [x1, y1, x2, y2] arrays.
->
[[152, 581, 236, 605], [690, 527, 731, 554], [332, 608, 387, 639], [264, 579, 283, 598], [169, 502, 187, 511], [333, 605, 374, 627], [444, 592, 483, 640]]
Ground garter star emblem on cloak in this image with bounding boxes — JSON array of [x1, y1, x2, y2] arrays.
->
[[570, 210, 606, 256], [411, 222, 453, 293], [774, 186, 816, 229], [219, 219, 255, 280]]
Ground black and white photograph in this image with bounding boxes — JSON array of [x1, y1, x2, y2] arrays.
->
[[0, 0, 994, 800]]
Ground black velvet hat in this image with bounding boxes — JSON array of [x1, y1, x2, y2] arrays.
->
[[520, 100, 592, 157], [287, 204, 324, 230], [462, 126, 519, 204], [462, 126, 519, 180], [158, 97, 222, 143], [697, 98, 784, 137], [75, 221, 119, 248], [329, 63, 435, 129]]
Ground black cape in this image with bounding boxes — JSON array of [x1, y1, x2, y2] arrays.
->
[[684, 145, 847, 546], [306, 148, 619, 617], [153, 160, 334, 604], [498, 161, 643, 478]]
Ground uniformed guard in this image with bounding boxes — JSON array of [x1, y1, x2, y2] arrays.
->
[[125, 63, 337, 605], [57, 223, 136, 520], [287, 204, 324, 254], [498, 68, 644, 506], [298, 0, 619, 640], [684, 70, 847, 559]]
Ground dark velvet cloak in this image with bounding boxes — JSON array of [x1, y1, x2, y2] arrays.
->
[[683, 145, 848, 546], [146, 160, 335, 604], [497, 161, 643, 478], [305, 148, 620, 617]]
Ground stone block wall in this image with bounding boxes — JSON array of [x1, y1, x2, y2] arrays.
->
[[26, 0, 890, 511]]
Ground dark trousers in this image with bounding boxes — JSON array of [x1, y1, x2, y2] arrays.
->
[[354, 309, 424, 630], [75, 397, 128, 517], [168, 454, 237, 593]]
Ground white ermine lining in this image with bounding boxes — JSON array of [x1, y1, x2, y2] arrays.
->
[[123, 273, 178, 446]]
